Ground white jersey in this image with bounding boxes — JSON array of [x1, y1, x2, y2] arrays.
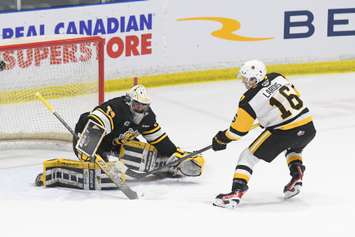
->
[[225, 73, 313, 141], [248, 74, 309, 128]]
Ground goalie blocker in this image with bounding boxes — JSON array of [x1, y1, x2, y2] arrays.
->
[[36, 140, 205, 189], [75, 119, 106, 160]]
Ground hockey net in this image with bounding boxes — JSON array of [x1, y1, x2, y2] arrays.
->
[[0, 36, 105, 145]]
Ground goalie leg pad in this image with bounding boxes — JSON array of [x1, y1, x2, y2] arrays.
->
[[37, 158, 121, 190], [112, 142, 205, 177], [117, 140, 158, 173]]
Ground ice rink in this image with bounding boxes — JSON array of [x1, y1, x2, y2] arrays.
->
[[1, 72, 354, 237]]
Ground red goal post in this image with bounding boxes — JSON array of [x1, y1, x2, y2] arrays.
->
[[0, 36, 105, 143]]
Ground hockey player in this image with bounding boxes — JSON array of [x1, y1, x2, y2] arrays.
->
[[212, 60, 316, 208], [72, 84, 204, 179], [36, 85, 204, 189]]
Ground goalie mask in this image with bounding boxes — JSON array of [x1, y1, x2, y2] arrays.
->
[[126, 85, 151, 124], [237, 60, 266, 89]]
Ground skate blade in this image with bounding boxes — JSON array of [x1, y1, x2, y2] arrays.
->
[[213, 199, 238, 209], [284, 187, 301, 199]]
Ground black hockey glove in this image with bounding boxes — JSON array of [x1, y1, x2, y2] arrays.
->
[[0, 60, 5, 71], [212, 130, 231, 151]]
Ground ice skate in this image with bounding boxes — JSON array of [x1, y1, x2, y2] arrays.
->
[[284, 163, 305, 199], [283, 177, 302, 199], [213, 181, 248, 208], [213, 190, 247, 208]]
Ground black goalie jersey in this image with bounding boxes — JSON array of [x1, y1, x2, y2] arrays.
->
[[224, 72, 313, 141], [74, 96, 177, 158]]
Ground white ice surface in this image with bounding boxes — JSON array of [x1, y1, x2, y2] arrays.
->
[[1, 73, 355, 237]]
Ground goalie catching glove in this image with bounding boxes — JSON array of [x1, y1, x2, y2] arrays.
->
[[163, 148, 205, 177]]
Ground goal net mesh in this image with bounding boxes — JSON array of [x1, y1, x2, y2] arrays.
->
[[0, 36, 105, 143]]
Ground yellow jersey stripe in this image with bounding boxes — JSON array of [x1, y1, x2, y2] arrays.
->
[[149, 134, 167, 145], [279, 116, 313, 130], [88, 114, 105, 128], [97, 108, 114, 130], [226, 123, 260, 141], [142, 125, 161, 135], [225, 130, 240, 141]]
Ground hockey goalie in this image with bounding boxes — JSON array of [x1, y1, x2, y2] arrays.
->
[[35, 85, 205, 190]]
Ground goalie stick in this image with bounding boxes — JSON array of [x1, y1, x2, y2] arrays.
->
[[35, 92, 138, 200]]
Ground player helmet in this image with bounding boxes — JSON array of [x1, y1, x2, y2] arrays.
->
[[127, 84, 151, 114], [237, 60, 267, 89]]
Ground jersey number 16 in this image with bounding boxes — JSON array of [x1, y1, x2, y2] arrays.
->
[[269, 86, 303, 119]]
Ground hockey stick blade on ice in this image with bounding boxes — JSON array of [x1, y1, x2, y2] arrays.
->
[[35, 92, 138, 200]]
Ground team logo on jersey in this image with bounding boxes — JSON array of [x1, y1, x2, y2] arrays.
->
[[119, 128, 140, 143], [177, 17, 273, 42], [261, 79, 271, 87], [124, 121, 131, 126]]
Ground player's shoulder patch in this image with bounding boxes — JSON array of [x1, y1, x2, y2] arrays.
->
[[261, 79, 271, 87]]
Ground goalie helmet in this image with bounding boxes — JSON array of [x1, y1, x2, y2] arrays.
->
[[128, 84, 151, 105], [237, 60, 266, 89], [126, 85, 151, 123]]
